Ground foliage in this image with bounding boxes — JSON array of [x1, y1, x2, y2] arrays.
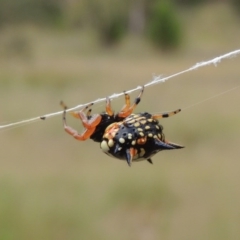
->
[[173, 0, 208, 7], [148, 1, 182, 50], [84, 0, 129, 46], [0, 0, 239, 49], [0, 0, 64, 27], [231, 0, 240, 14]]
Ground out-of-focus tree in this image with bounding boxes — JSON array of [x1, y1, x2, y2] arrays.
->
[[64, 0, 130, 46], [128, 0, 147, 34], [231, 0, 240, 14], [0, 0, 64, 27], [85, 0, 129, 46], [173, 0, 208, 6], [147, 0, 182, 50], [0, 0, 185, 49]]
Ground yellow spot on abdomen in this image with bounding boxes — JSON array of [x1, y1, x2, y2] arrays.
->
[[119, 138, 125, 144], [101, 140, 109, 152], [108, 139, 114, 147]]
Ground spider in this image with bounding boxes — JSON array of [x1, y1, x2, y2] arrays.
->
[[62, 86, 184, 166]]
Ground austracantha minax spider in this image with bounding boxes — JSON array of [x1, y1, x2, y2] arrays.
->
[[61, 86, 184, 166]]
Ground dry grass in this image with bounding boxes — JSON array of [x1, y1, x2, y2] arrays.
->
[[1, 2, 240, 240]]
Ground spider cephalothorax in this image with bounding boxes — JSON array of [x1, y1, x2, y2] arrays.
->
[[62, 86, 184, 166]]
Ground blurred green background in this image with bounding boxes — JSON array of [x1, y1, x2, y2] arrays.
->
[[0, 0, 240, 239]]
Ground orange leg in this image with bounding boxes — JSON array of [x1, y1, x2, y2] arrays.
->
[[152, 109, 181, 120], [70, 108, 92, 119], [62, 103, 101, 141], [117, 86, 144, 118], [105, 97, 114, 116], [69, 103, 94, 119], [60, 101, 93, 120]]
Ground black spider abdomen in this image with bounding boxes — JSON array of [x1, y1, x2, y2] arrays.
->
[[90, 113, 126, 142], [101, 112, 166, 161], [90, 114, 115, 142]]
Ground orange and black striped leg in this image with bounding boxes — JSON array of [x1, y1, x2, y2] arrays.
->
[[60, 101, 93, 120], [152, 109, 181, 120], [69, 103, 94, 120], [152, 108, 184, 150], [62, 104, 101, 141], [117, 86, 144, 118], [60, 101, 68, 110]]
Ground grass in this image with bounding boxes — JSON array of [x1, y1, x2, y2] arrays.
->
[[1, 2, 240, 240]]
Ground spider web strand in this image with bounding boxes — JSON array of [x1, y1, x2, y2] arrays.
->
[[182, 85, 240, 111], [0, 49, 240, 130]]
